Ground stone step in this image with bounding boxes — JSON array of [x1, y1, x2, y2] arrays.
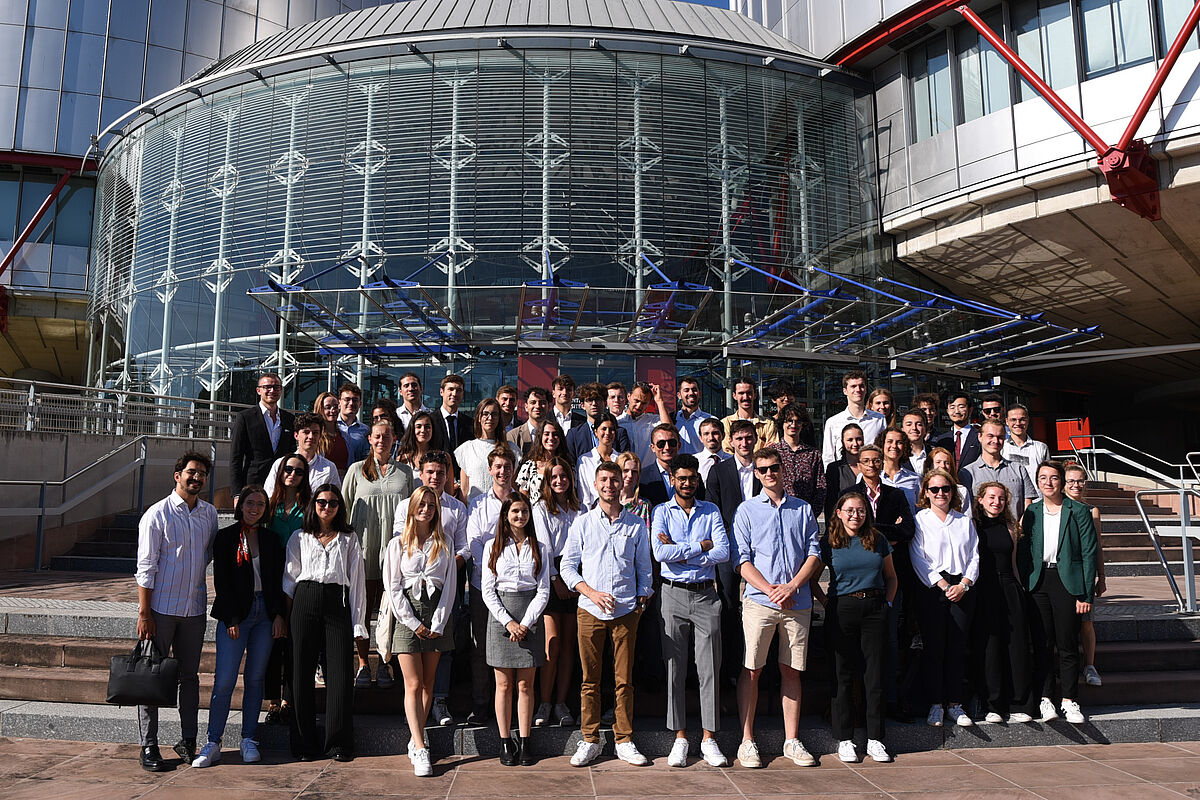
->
[[91, 527, 138, 544], [0, 665, 257, 710], [1101, 532, 1161, 547], [1097, 503, 1173, 515], [1095, 640, 1200, 672], [48, 556, 136, 573], [0, 635, 218, 672], [1078, 670, 1200, 705], [1104, 546, 1185, 563], [69, 541, 137, 559], [1105, 562, 1189, 577], [1100, 518, 1154, 533], [2, 700, 1198, 755]]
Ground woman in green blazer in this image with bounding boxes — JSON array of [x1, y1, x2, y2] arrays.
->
[[1017, 460, 1098, 726]]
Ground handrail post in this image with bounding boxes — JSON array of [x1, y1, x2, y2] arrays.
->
[[33, 481, 47, 572], [25, 384, 35, 432], [188, 400, 196, 440], [1181, 466, 1197, 612], [136, 438, 147, 513], [209, 441, 217, 505], [116, 394, 125, 436]]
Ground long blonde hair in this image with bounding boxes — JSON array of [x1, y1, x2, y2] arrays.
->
[[401, 486, 448, 563]]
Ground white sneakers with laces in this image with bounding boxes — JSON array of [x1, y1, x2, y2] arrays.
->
[[1007, 712, 1034, 724], [1038, 697, 1059, 722], [783, 738, 816, 766], [1061, 698, 1086, 724], [667, 738, 689, 767], [615, 741, 648, 765], [837, 740, 858, 762], [737, 739, 762, 768], [983, 712, 1004, 724], [411, 747, 433, 777], [191, 741, 221, 768], [866, 739, 892, 763], [570, 740, 601, 767], [699, 738, 728, 767]]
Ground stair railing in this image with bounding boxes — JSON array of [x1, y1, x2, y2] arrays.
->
[[1133, 489, 1200, 613]]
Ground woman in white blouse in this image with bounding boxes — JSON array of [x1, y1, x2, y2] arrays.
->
[[457, 398, 520, 501], [483, 492, 551, 767], [282, 483, 367, 763], [909, 468, 979, 729], [531, 457, 582, 729], [576, 413, 619, 507], [381, 486, 456, 777]]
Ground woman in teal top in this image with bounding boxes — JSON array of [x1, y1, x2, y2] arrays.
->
[[819, 491, 898, 765], [263, 454, 311, 722]]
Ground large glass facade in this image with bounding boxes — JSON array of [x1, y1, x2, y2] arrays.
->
[[90, 43, 882, 401]]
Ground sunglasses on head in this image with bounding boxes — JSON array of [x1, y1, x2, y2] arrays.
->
[[754, 464, 781, 474], [315, 498, 340, 508]]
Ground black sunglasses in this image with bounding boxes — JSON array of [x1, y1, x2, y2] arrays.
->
[[282, 464, 307, 475], [315, 498, 340, 508], [654, 439, 680, 449], [754, 464, 781, 474], [926, 485, 953, 495]]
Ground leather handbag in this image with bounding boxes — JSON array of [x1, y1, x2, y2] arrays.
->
[[106, 639, 180, 707]]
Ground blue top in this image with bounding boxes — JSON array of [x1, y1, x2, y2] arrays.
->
[[732, 493, 822, 611], [821, 535, 892, 597], [560, 505, 654, 620], [338, 417, 370, 463], [650, 497, 730, 583]]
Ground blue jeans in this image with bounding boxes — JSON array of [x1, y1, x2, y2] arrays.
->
[[208, 593, 275, 744]]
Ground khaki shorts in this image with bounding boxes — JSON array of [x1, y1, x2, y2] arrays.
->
[[742, 597, 811, 671]]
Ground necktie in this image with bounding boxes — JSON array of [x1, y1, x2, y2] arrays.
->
[[447, 414, 457, 450], [955, 429, 962, 463]]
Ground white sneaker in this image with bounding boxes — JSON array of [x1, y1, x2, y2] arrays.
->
[[1084, 665, 1103, 686], [314, 665, 325, 686], [909, 633, 923, 650], [411, 747, 433, 777], [667, 738, 689, 767], [239, 738, 260, 763], [431, 698, 453, 727], [837, 740, 858, 763], [926, 704, 944, 727], [700, 738, 728, 767], [948, 704, 973, 727], [192, 741, 221, 768], [983, 712, 1003, 724], [554, 703, 575, 727], [866, 739, 892, 763], [1007, 712, 1034, 724], [1061, 699, 1086, 724], [615, 741, 648, 766], [376, 663, 394, 689], [1038, 697, 1059, 722], [570, 740, 601, 767], [534, 701, 552, 727], [783, 738, 816, 766], [737, 739, 762, 768]]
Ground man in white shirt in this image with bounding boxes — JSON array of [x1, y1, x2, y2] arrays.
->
[[720, 378, 778, 452], [696, 418, 730, 484], [621, 382, 673, 464], [464, 447, 517, 723], [552, 374, 584, 431], [437, 374, 474, 455], [397, 372, 431, 430], [674, 376, 714, 456], [902, 409, 929, 474], [821, 371, 886, 468], [1003, 403, 1049, 488], [264, 413, 341, 496], [134, 452, 219, 772]]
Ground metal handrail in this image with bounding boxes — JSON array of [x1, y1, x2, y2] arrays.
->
[[1133, 488, 1200, 613], [1067, 434, 1198, 489], [0, 376, 257, 412]]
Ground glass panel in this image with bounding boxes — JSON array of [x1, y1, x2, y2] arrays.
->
[[0, 86, 16, 149], [1115, 0, 1154, 66], [0, 24, 24, 86], [57, 91, 100, 153], [50, 244, 88, 290], [1042, 0, 1079, 89], [15, 87, 60, 152], [18, 174, 58, 246], [1012, 0, 1045, 100], [928, 39, 954, 134], [68, 0, 110, 34], [62, 31, 105, 95], [186, 0, 223, 59], [1159, 0, 1200, 54], [1082, 0, 1118, 75], [148, 0, 187, 50], [108, 0, 150, 42], [28, 0, 68, 29], [22, 26, 66, 91], [957, 24, 984, 122], [910, 47, 932, 141], [981, 12, 1012, 113], [143, 45, 183, 99], [102, 38, 146, 102], [0, 172, 18, 241], [221, 9, 256, 57], [55, 179, 95, 247]]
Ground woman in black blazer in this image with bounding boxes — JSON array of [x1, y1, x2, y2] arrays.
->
[[192, 485, 288, 768], [824, 423, 864, 521]]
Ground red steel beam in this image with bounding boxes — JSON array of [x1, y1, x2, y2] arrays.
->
[[1116, 0, 1200, 151], [956, 5, 1110, 156], [0, 150, 99, 172], [834, 0, 965, 67], [0, 169, 74, 279]]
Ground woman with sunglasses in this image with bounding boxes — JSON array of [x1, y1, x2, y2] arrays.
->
[[382, 486, 456, 777], [821, 491, 898, 764], [577, 412, 620, 507], [910, 468, 978, 728], [531, 457, 582, 728], [193, 485, 288, 768], [824, 423, 864, 522], [459, 398, 520, 501], [263, 454, 312, 723], [971, 481, 1035, 724], [926, 447, 970, 508], [1018, 460, 1099, 725], [516, 419, 569, 506], [343, 419, 414, 687], [283, 484, 367, 762], [313, 392, 351, 477]]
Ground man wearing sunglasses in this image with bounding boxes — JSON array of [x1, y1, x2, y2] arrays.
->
[[732, 448, 823, 770], [263, 413, 341, 496], [231, 372, 295, 498], [639, 423, 706, 507]]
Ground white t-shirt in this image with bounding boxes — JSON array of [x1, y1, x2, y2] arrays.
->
[[1042, 506, 1062, 565]]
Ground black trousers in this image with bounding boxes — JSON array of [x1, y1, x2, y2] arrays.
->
[[973, 575, 1033, 716], [1029, 566, 1082, 701], [916, 583, 975, 706], [827, 594, 887, 740], [290, 581, 354, 756], [264, 637, 292, 705]]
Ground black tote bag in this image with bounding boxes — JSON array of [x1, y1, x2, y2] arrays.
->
[[106, 639, 180, 707]]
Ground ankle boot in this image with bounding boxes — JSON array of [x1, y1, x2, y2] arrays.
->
[[517, 734, 535, 766], [499, 737, 518, 766]]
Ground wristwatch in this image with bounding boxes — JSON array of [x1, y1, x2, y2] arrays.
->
[[961, 583, 971, 592]]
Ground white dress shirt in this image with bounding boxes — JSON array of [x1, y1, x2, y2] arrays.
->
[[1042, 506, 1062, 565], [576, 447, 615, 507], [465, 488, 506, 588], [821, 407, 887, 468], [554, 407, 577, 431], [736, 455, 755, 501], [909, 447, 927, 475], [382, 532, 457, 634], [482, 538, 551, 628], [398, 403, 431, 431], [910, 508, 980, 587], [283, 531, 369, 639], [532, 502, 582, 577], [1003, 435, 1050, 487], [620, 412, 660, 464], [697, 448, 730, 484], [260, 401, 282, 451], [264, 451, 341, 497], [393, 490, 467, 558], [135, 492, 219, 617]]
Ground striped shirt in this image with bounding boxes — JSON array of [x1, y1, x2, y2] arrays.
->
[[135, 492, 218, 617]]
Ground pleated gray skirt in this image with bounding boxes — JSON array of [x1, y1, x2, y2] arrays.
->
[[485, 589, 545, 669]]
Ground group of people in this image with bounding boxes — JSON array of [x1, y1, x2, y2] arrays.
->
[[132, 369, 1103, 775]]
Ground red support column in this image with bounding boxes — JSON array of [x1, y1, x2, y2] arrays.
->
[[1116, 0, 1200, 151], [0, 169, 74, 279]]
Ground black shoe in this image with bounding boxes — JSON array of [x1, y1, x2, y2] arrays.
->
[[332, 748, 354, 763], [140, 745, 169, 772], [296, 752, 315, 762], [887, 703, 913, 724], [517, 735, 535, 766], [499, 737, 518, 767], [467, 703, 489, 725], [173, 738, 196, 764]]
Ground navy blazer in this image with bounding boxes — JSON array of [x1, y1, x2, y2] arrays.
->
[[638, 460, 707, 509], [230, 406, 295, 495], [933, 425, 981, 469], [705, 456, 760, 535], [567, 420, 631, 464]]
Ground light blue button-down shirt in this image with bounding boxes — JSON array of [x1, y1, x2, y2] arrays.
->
[[675, 408, 714, 455], [559, 505, 654, 620], [338, 417, 370, 463], [650, 497, 729, 583], [733, 492, 821, 611]]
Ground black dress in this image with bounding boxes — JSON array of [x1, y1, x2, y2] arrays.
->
[[973, 516, 1033, 716]]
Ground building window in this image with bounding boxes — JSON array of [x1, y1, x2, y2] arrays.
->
[[1157, 0, 1200, 55], [1081, 0, 1155, 77], [956, 9, 1012, 122], [1012, 0, 1079, 100], [911, 34, 954, 141]]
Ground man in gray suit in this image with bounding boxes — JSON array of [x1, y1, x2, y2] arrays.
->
[[507, 386, 551, 456]]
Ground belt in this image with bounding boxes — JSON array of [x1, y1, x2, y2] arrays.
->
[[662, 578, 716, 592], [841, 588, 884, 600]]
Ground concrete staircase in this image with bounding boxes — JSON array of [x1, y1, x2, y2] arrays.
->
[[1087, 482, 1187, 577], [49, 511, 236, 574]]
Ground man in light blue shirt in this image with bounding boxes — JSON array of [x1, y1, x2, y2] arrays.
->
[[674, 376, 714, 455], [651, 453, 730, 768], [559, 461, 654, 767], [336, 382, 370, 463], [732, 448, 823, 770]]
